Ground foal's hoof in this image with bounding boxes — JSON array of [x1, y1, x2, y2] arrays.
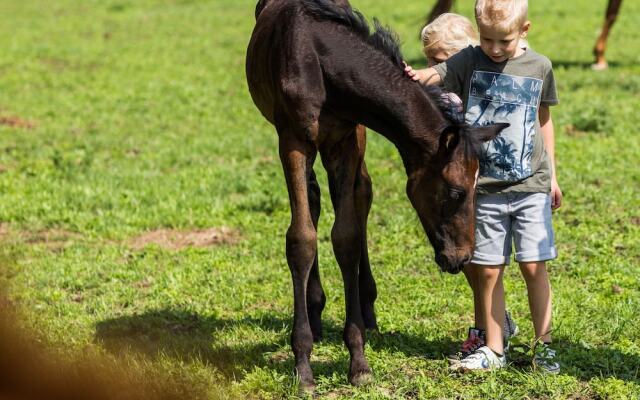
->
[[295, 366, 316, 394], [349, 370, 373, 386], [298, 380, 316, 395]]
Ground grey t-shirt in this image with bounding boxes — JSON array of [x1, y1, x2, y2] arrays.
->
[[433, 46, 558, 194]]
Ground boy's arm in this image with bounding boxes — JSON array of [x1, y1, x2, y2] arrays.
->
[[539, 105, 562, 210], [404, 64, 442, 85]]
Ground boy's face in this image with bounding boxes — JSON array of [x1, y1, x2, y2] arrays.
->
[[477, 21, 530, 63]]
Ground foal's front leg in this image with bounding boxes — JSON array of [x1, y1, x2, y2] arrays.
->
[[279, 132, 318, 390], [321, 133, 372, 386]]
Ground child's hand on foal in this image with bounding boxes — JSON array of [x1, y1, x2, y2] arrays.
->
[[403, 62, 440, 85], [403, 61, 422, 82]]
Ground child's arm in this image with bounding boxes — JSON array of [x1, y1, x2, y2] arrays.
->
[[403, 64, 442, 85], [539, 105, 562, 210]]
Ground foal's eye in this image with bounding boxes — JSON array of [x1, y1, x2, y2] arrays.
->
[[449, 188, 466, 200]]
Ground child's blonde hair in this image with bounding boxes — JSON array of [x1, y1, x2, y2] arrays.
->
[[421, 13, 478, 59], [475, 0, 528, 32]]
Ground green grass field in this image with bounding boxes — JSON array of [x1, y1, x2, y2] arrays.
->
[[0, 0, 639, 398]]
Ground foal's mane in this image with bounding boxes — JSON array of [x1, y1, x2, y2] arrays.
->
[[301, 0, 404, 67], [301, 0, 482, 157]]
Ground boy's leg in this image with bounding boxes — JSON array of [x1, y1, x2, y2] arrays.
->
[[453, 194, 511, 371], [512, 192, 557, 342], [453, 263, 507, 371], [468, 193, 511, 354], [464, 264, 519, 344], [519, 261, 552, 342], [512, 193, 560, 373], [469, 193, 511, 333], [475, 264, 505, 354]]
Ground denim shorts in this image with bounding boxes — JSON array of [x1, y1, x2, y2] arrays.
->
[[471, 192, 557, 265]]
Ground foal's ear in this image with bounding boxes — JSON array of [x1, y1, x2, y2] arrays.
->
[[467, 123, 510, 142], [440, 125, 461, 152]]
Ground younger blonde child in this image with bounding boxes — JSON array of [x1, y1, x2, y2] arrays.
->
[[421, 13, 478, 67]]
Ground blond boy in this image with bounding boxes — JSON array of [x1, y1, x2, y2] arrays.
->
[[408, 0, 562, 372]]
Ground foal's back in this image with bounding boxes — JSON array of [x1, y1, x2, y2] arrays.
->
[[247, 1, 322, 129]]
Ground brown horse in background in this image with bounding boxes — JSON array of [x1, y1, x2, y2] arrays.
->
[[246, 0, 507, 390], [592, 0, 623, 69], [426, 0, 623, 69]]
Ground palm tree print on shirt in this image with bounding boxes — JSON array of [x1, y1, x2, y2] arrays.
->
[[466, 71, 543, 182]]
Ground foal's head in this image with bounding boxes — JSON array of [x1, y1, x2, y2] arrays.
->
[[405, 91, 508, 273]]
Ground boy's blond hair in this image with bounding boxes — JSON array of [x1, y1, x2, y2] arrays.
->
[[421, 13, 478, 59], [475, 0, 528, 32]]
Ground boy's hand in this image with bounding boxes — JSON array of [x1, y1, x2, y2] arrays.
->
[[551, 179, 562, 210]]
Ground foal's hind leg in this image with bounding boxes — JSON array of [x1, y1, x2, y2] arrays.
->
[[278, 128, 318, 390], [321, 131, 372, 386], [307, 170, 326, 342]]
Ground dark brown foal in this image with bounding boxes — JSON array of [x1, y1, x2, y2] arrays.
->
[[247, 0, 506, 390]]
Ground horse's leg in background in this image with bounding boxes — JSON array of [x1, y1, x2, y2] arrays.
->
[[593, 0, 623, 70], [427, 0, 454, 24], [353, 126, 377, 331], [306, 169, 326, 342], [278, 124, 319, 390], [321, 128, 372, 386]]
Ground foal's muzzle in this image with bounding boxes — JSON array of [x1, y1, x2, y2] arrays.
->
[[435, 253, 471, 274]]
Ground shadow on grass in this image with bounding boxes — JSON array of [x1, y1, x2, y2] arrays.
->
[[556, 339, 640, 383], [95, 310, 289, 380], [94, 309, 457, 381], [508, 338, 640, 383], [95, 310, 640, 384]]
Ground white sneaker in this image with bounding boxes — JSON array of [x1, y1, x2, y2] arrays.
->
[[448, 327, 486, 365], [454, 346, 506, 371]]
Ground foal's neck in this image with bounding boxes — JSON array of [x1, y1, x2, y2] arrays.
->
[[321, 39, 446, 159]]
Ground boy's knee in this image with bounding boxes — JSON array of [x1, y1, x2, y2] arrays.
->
[[519, 261, 547, 280], [473, 264, 503, 280]]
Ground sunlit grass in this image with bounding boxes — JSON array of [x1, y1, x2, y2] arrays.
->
[[0, 0, 638, 398]]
